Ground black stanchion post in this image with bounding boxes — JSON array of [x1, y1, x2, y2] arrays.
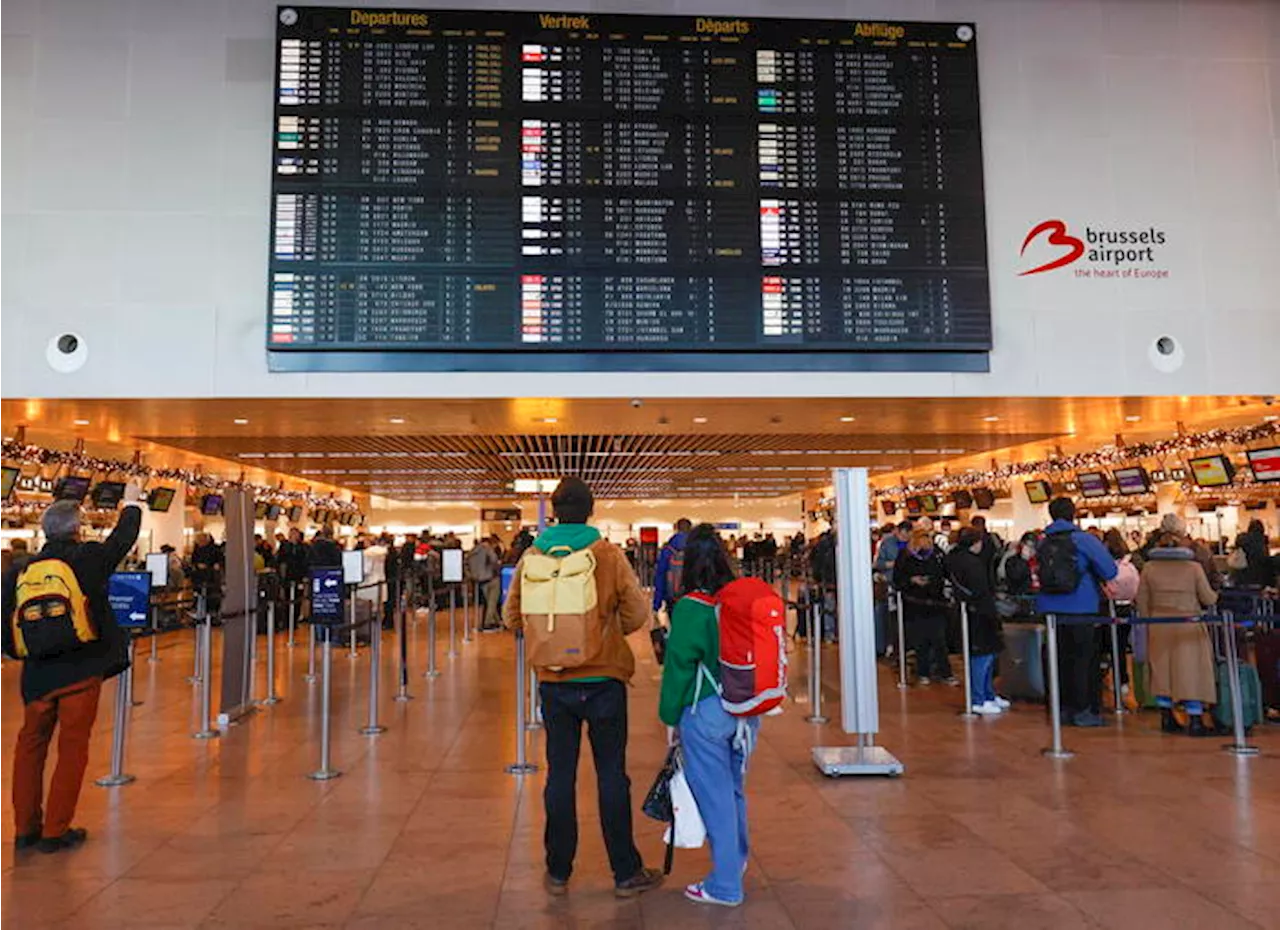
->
[[447, 586, 459, 658], [424, 598, 440, 679], [260, 598, 280, 706], [148, 601, 160, 663], [187, 589, 206, 685]]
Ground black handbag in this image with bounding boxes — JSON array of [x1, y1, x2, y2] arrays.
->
[[641, 746, 679, 874], [650, 624, 669, 666]]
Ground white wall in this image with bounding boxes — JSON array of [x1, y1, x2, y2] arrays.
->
[[3, 0, 1278, 399]]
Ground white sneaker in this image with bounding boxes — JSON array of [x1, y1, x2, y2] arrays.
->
[[974, 701, 1003, 716], [917, 677, 932, 686], [993, 696, 1011, 710]]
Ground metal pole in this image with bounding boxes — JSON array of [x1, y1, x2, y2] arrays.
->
[[1042, 614, 1073, 759], [348, 586, 359, 658], [129, 636, 143, 706], [308, 628, 342, 780], [187, 590, 205, 684], [395, 581, 413, 701], [462, 581, 473, 644], [959, 601, 977, 718], [304, 621, 318, 683], [895, 591, 909, 690], [192, 617, 219, 740], [148, 602, 160, 663], [287, 580, 298, 648], [424, 601, 440, 678], [96, 638, 137, 787], [526, 666, 542, 730], [360, 619, 386, 735], [447, 587, 459, 658], [1222, 613, 1259, 756], [805, 602, 828, 724], [247, 597, 260, 706], [1108, 600, 1126, 717], [260, 599, 280, 706], [506, 631, 538, 774]]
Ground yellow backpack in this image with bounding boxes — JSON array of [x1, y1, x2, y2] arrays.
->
[[11, 557, 97, 659], [519, 545, 601, 671]]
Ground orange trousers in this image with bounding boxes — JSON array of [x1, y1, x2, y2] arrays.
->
[[12, 677, 102, 839]]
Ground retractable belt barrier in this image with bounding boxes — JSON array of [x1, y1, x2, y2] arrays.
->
[[1035, 607, 1272, 760]]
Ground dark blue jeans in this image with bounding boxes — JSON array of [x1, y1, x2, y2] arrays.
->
[[540, 679, 643, 884]]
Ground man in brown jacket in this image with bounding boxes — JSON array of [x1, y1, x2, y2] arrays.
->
[[503, 477, 662, 899]]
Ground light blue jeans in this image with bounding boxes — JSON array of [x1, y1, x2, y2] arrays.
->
[[678, 695, 760, 903]]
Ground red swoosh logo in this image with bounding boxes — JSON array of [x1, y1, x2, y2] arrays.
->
[[1019, 219, 1084, 276]]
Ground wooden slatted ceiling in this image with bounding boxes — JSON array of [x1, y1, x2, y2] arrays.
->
[[138, 430, 1053, 500]]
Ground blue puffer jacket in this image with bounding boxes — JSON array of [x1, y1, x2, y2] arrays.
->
[[1034, 519, 1118, 616]]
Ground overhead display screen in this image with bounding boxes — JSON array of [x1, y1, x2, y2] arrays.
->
[[267, 7, 990, 371]]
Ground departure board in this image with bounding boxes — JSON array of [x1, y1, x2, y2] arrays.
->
[[267, 7, 991, 371]]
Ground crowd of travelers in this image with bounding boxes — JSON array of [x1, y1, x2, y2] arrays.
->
[[2, 474, 1274, 919]]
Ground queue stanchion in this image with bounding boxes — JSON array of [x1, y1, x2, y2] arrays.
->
[[304, 620, 318, 683], [1042, 614, 1073, 759], [187, 590, 206, 684], [192, 609, 219, 740], [526, 667, 542, 730], [148, 601, 160, 663], [1108, 600, 1126, 718], [506, 630, 538, 775], [805, 601, 829, 725], [287, 581, 298, 648], [360, 615, 387, 736], [462, 581, 473, 644], [959, 601, 977, 719], [259, 598, 281, 706], [96, 636, 137, 787], [1221, 611, 1260, 757], [895, 591, 909, 690], [394, 580, 413, 701], [424, 600, 440, 678], [447, 586, 459, 658], [348, 586, 359, 658], [308, 625, 341, 780]]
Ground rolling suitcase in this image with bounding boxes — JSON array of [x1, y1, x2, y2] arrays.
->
[[1254, 631, 1280, 709], [1213, 660, 1263, 731], [998, 622, 1045, 702]]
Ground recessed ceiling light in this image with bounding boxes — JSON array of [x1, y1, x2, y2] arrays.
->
[[233, 418, 249, 425], [539, 417, 558, 424], [1264, 415, 1279, 422], [389, 417, 406, 424], [839, 416, 855, 422], [73, 419, 90, 426], [1125, 415, 1142, 422], [982, 416, 1000, 422], [693, 416, 708, 424]]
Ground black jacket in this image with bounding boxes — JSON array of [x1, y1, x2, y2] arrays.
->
[[947, 547, 1003, 656], [308, 536, 343, 569], [2, 505, 142, 703], [893, 546, 949, 620], [1233, 530, 1276, 588]]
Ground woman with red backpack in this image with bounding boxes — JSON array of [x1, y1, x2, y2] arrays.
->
[[658, 524, 785, 908]]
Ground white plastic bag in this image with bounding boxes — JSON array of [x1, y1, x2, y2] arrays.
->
[[662, 765, 706, 849]]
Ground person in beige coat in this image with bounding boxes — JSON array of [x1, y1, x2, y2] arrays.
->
[[1137, 533, 1219, 737]]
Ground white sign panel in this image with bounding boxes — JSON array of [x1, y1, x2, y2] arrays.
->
[[342, 549, 365, 585], [442, 548, 463, 584], [144, 552, 168, 588]]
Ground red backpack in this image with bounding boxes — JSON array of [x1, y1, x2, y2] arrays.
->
[[692, 578, 788, 716]]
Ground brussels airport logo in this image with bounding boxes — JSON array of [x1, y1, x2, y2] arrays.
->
[[1018, 219, 1170, 280]]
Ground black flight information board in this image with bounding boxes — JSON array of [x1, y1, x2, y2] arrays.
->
[[267, 7, 990, 371]]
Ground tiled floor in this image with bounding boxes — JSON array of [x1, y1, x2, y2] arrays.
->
[[2, 610, 1277, 929]]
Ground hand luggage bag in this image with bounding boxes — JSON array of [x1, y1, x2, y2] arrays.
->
[[1213, 660, 1263, 731], [998, 622, 1045, 702], [1253, 630, 1280, 709]]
